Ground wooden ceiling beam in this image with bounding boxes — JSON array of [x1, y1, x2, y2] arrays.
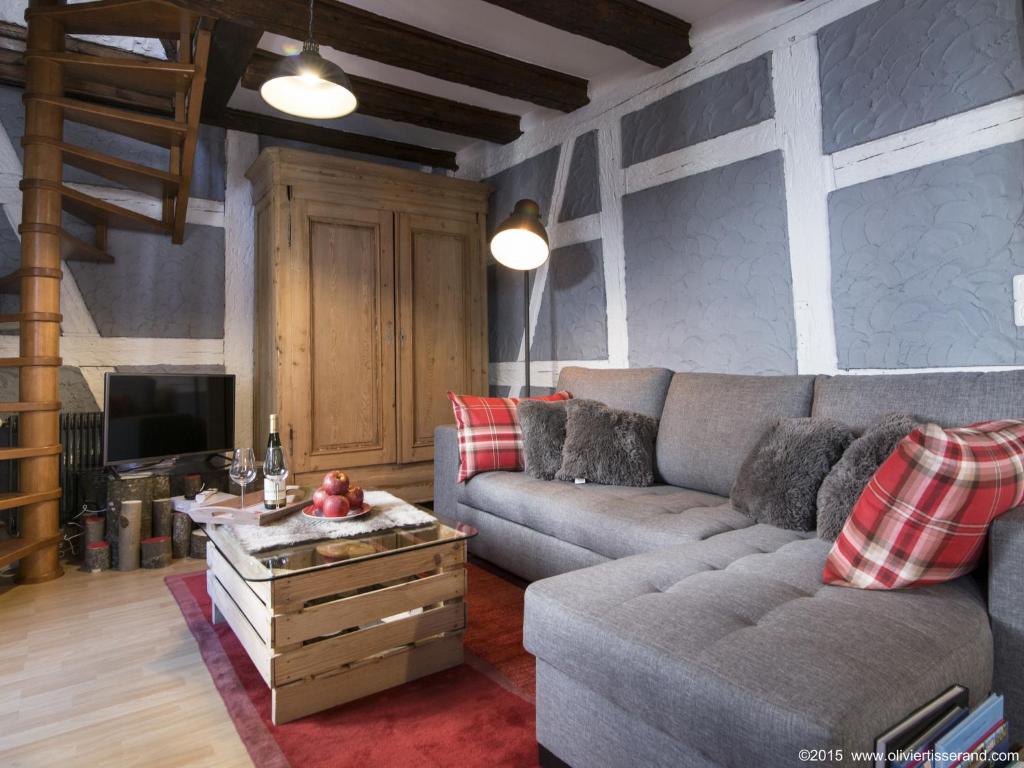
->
[[205, 108, 458, 170], [165, 0, 589, 112], [242, 49, 522, 145], [481, 0, 690, 67], [201, 19, 263, 118]]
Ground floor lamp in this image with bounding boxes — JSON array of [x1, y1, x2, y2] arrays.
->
[[490, 199, 551, 394]]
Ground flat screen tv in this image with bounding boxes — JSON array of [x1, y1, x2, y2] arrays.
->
[[103, 373, 235, 467]]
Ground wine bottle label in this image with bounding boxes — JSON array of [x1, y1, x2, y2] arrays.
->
[[264, 477, 286, 507]]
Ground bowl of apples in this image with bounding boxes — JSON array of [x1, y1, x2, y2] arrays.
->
[[302, 470, 370, 521]]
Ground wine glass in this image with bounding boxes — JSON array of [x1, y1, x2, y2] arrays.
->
[[229, 447, 257, 508]]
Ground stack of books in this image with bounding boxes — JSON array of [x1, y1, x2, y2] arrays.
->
[[875, 687, 1015, 767]]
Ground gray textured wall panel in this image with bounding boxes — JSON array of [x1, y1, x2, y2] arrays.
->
[[819, 0, 1024, 154], [488, 266, 531, 363], [558, 130, 602, 222], [0, 367, 98, 412], [484, 146, 561, 235], [620, 54, 774, 168], [532, 240, 608, 361], [67, 224, 225, 338], [485, 148, 561, 362], [0, 214, 20, 320], [623, 151, 797, 375], [829, 141, 1024, 369], [0, 85, 226, 200]]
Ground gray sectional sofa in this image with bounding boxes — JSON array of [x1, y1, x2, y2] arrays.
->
[[433, 367, 1024, 768]]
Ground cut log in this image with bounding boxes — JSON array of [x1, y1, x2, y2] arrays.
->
[[171, 511, 191, 559], [152, 498, 173, 537], [117, 499, 142, 571], [84, 514, 104, 547], [183, 474, 203, 500], [189, 527, 208, 559], [83, 540, 110, 572], [140, 536, 172, 568], [107, 475, 154, 539]]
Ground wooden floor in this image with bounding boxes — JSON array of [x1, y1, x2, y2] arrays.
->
[[0, 559, 254, 768]]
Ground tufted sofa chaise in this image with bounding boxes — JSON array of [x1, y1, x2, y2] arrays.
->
[[433, 367, 1024, 768]]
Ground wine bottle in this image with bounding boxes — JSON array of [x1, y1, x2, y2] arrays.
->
[[263, 414, 288, 510]]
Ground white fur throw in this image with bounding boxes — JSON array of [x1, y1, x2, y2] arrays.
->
[[226, 491, 436, 554]]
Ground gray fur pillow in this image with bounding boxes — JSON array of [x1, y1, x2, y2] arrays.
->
[[731, 417, 855, 532], [816, 413, 919, 541], [517, 399, 569, 480], [556, 399, 658, 486]]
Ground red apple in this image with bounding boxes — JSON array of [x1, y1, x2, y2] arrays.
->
[[344, 485, 364, 510], [321, 470, 350, 496], [312, 488, 329, 510], [322, 494, 350, 518]]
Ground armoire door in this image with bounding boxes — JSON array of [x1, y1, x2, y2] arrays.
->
[[294, 200, 397, 471], [397, 212, 481, 463]]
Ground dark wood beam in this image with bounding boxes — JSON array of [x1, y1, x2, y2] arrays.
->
[[201, 19, 263, 118], [480, 0, 690, 67], [205, 108, 458, 170], [166, 0, 589, 112], [242, 49, 523, 145]]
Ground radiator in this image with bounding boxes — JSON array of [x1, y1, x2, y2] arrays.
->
[[0, 411, 104, 532]]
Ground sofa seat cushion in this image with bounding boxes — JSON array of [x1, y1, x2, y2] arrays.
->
[[524, 527, 992, 767], [458, 472, 751, 559]]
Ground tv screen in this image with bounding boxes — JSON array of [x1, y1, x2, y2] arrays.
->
[[103, 373, 235, 466]]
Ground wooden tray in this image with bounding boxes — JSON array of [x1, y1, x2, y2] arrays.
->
[[186, 490, 310, 526]]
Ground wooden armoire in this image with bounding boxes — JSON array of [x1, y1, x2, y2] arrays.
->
[[248, 148, 490, 502]]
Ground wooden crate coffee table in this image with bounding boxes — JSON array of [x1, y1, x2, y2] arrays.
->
[[204, 516, 476, 724]]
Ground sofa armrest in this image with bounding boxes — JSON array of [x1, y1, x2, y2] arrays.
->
[[989, 506, 1024, 731], [433, 425, 460, 525]]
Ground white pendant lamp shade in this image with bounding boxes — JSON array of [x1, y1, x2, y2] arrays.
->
[[260, 42, 358, 119], [489, 199, 550, 271]]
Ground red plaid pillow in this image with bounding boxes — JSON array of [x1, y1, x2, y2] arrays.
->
[[448, 391, 572, 483], [824, 420, 1024, 590]]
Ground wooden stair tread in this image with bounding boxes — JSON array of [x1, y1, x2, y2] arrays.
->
[[0, 445, 62, 460], [0, 533, 63, 569], [25, 0, 197, 39], [0, 402, 61, 412], [27, 94, 186, 148], [59, 228, 115, 264], [0, 314, 62, 324], [0, 489, 63, 512], [24, 52, 194, 99], [55, 184, 170, 235], [59, 142, 180, 200], [0, 357, 62, 367], [0, 267, 63, 296]]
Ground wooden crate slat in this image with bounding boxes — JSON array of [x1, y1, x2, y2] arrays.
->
[[273, 602, 465, 685], [270, 633, 464, 725], [207, 570, 272, 686], [207, 544, 271, 641], [272, 567, 466, 646], [270, 541, 467, 611]]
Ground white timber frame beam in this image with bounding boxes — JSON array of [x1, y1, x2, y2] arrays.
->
[[224, 129, 259, 448]]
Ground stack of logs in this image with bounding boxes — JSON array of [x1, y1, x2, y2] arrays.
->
[[81, 474, 213, 572]]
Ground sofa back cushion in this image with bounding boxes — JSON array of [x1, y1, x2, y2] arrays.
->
[[656, 373, 815, 496], [812, 371, 1024, 430], [555, 366, 673, 419]]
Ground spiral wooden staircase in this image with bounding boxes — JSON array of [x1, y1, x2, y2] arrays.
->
[[0, 0, 211, 582]]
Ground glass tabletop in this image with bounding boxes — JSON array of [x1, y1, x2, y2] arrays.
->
[[205, 501, 477, 583]]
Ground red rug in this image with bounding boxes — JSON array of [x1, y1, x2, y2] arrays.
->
[[166, 563, 538, 768]]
